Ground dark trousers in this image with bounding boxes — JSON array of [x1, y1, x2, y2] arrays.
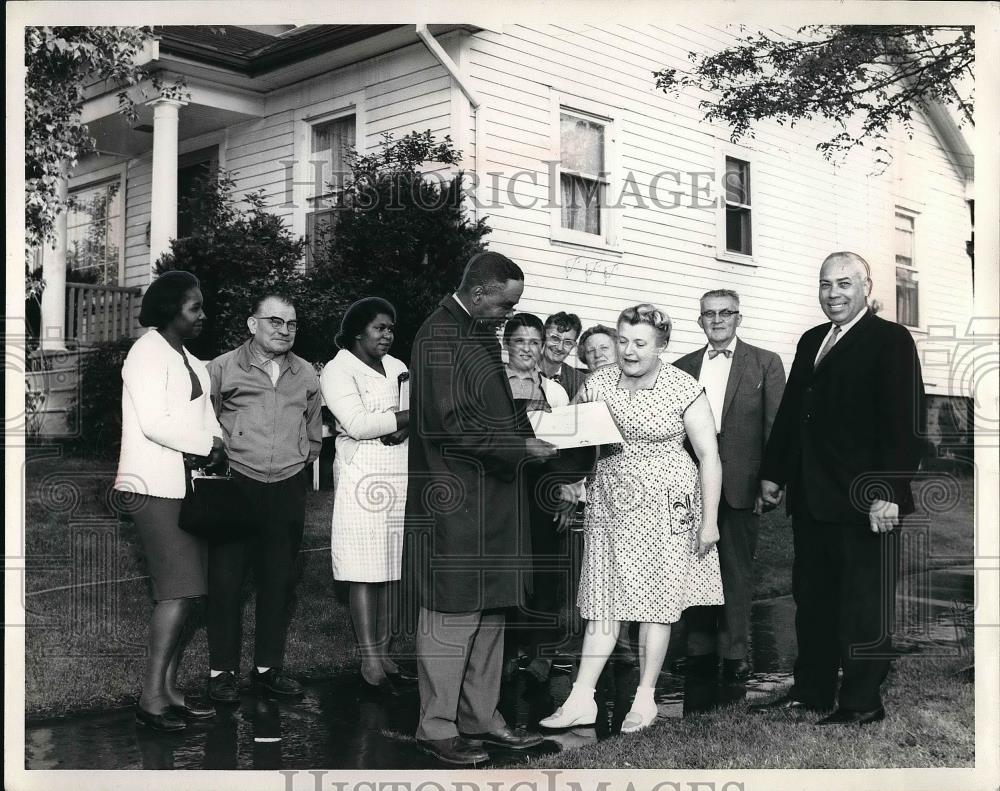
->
[[790, 510, 900, 711], [207, 469, 306, 671], [685, 500, 759, 660]]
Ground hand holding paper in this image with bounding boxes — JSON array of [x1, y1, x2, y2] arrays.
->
[[528, 402, 624, 450]]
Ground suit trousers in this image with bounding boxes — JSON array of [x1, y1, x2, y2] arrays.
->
[[684, 500, 759, 660], [207, 469, 306, 670], [415, 607, 508, 740], [789, 510, 900, 712]]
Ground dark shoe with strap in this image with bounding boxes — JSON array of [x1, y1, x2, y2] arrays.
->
[[168, 697, 216, 720], [417, 736, 489, 766], [135, 705, 186, 732], [252, 667, 303, 698], [387, 667, 418, 685], [816, 706, 885, 726], [461, 725, 544, 750], [208, 671, 240, 703], [722, 658, 752, 682], [749, 693, 828, 714]]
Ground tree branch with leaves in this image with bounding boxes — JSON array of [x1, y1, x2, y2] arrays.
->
[[654, 25, 974, 165]]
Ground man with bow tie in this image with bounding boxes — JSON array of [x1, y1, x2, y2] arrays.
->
[[674, 289, 785, 681], [751, 252, 925, 725]]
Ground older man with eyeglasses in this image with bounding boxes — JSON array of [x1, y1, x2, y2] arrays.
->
[[204, 292, 323, 702], [674, 289, 785, 682]]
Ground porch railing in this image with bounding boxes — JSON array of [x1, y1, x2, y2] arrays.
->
[[66, 282, 143, 345]]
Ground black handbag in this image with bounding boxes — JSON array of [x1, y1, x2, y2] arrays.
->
[[179, 467, 250, 544]]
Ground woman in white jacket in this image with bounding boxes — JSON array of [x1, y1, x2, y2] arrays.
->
[[114, 271, 224, 732], [321, 297, 410, 694]]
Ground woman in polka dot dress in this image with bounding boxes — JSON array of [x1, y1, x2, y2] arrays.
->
[[540, 303, 724, 734]]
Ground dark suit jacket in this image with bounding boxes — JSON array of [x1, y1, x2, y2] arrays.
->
[[674, 339, 786, 509], [760, 310, 925, 523], [402, 297, 533, 612]]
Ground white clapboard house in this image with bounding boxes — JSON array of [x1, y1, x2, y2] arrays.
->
[[34, 24, 975, 453]]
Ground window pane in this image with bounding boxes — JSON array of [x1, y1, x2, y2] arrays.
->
[[561, 174, 602, 235], [560, 114, 604, 175], [894, 214, 914, 264], [725, 206, 751, 254], [725, 157, 750, 205], [312, 115, 356, 194], [305, 210, 338, 267], [66, 181, 121, 284], [896, 266, 919, 327]]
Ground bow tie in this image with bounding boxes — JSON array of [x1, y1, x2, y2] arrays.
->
[[708, 349, 732, 359]]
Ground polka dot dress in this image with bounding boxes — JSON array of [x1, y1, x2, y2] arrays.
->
[[577, 362, 724, 623]]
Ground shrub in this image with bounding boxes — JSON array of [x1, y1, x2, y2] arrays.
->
[[154, 172, 321, 361], [312, 130, 491, 363], [64, 337, 135, 458]]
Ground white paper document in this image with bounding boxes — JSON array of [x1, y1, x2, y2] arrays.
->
[[528, 401, 624, 449]]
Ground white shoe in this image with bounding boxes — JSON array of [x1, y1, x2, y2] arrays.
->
[[539, 696, 598, 729], [620, 693, 659, 734]]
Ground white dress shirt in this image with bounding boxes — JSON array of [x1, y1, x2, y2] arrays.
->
[[814, 307, 868, 366], [699, 336, 738, 434]]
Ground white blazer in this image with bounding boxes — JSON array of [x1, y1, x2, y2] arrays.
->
[[321, 350, 408, 467], [114, 330, 222, 499]]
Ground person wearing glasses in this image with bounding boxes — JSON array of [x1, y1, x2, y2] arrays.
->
[[673, 289, 785, 682], [539, 312, 585, 398], [321, 298, 411, 695], [205, 293, 323, 703]]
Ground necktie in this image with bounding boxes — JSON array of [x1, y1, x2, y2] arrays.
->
[[815, 325, 841, 366], [707, 349, 732, 360]]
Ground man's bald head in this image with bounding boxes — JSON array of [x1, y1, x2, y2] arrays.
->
[[818, 251, 872, 325]]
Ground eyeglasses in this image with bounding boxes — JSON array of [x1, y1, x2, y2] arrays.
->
[[256, 316, 299, 332], [546, 334, 578, 350], [700, 310, 740, 320]]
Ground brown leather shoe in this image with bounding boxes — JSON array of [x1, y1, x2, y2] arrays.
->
[[461, 726, 544, 750], [417, 736, 489, 765]]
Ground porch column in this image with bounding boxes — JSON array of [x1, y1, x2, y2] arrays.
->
[[39, 170, 68, 351], [146, 97, 187, 275]]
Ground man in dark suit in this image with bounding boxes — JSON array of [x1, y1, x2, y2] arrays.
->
[[675, 289, 786, 681], [752, 251, 924, 725], [403, 252, 558, 765]]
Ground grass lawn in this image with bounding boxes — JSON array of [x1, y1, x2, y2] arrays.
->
[[525, 654, 974, 769], [22, 451, 974, 721]]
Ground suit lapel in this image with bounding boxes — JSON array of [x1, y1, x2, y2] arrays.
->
[[813, 310, 875, 375], [720, 341, 748, 425], [684, 346, 706, 379]]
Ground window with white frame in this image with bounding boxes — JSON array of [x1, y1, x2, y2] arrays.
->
[[556, 107, 613, 244], [66, 178, 123, 284], [895, 210, 919, 327], [723, 156, 752, 256], [306, 114, 355, 265]]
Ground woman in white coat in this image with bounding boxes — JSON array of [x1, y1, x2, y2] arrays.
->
[[114, 271, 225, 732], [321, 297, 410, 694]]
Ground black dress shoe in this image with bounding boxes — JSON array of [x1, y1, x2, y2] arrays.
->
[[749, 693, 827, 713], [722, 658, 752, 682], [135, 706, 186, 732], [252, 668, 303, 698], [208, 671, 240, 703], [417, 736, 489, 765], [461, 726, 544, 750], [817, 707, 885, 726], [168, 698, 216, 720]]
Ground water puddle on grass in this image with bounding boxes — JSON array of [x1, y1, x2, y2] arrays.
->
[[24, 566, 973, 770]]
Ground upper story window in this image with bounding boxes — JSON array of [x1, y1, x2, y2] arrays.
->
[[895, 210, 919, 327], [66, 178, 123, 285], [724, 156, 752, 256], [306, 113, 355, 265], [551, 100, 617, 250]]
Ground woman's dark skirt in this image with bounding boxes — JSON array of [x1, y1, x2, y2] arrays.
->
[[131, 493, 207, 601]]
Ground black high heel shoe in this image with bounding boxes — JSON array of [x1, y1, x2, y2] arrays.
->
[[386, 667, 418, 685], [135, 705, 187, 732], [168, 697, 216, 720], [361, 673, 400, 697]]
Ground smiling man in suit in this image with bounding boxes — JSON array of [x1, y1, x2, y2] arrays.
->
[[675, 289, 785, 681], [752, 252, 925, 725]]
